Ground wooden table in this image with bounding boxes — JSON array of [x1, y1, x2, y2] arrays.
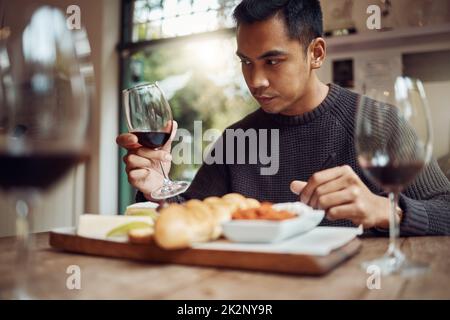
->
[[0, 233, 449, 299]]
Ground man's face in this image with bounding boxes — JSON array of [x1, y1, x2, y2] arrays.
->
[[236, 15, 312, 115]]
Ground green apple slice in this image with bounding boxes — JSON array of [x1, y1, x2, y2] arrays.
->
[[106, 221, 153, 238]]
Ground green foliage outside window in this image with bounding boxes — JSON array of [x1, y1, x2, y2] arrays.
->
[[119, 32, 257, 212]]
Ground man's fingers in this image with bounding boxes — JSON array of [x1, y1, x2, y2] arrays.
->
[[162, 120, 178, 152], [315, 187, 360, 210], [128, 168, 150, 184], [326, 203, 359, 221], [136, 147, 172, 162], [124, 154, 152, 173], [300, 166, 344, 204], [309, 175, 349, 208], [290, 180, 307, 195], [128, 168, 164, 186], [326, 203, 366, 227], [116, 133, 141, 149]]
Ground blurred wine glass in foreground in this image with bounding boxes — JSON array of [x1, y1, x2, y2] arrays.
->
[[0, 6, 91, 298], [356, 76, 432, 276]]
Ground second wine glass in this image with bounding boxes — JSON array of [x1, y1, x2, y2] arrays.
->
[[356, 76, 433, 276], [122, 82, 189, 200]]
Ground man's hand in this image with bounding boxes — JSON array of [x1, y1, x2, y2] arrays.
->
[[116, 121, 178, 201], [290, 165, 392, 229]]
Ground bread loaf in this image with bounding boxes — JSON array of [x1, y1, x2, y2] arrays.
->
[[154, 194, 260, 249], [154, 204, 192, 249], [128, 228, 154, 244]]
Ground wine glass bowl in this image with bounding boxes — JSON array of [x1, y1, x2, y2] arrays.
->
[[0, 6, 89, 180], [0, 6, 91, 298], [356, 76, 432, 276], [123, 83, 173, 143]]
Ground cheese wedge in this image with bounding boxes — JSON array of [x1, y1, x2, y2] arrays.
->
[[77, 214, 155, 241]]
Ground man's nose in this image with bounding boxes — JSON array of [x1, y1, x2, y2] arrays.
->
[[248, 68, 269, 90]]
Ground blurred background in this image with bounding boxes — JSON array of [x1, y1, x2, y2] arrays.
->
[[1, 0, 449, 237]]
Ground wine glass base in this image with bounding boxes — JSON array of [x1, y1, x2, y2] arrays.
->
[[151, 181, 190, 200], [12, 287, 34, 300], [361, 248, 428, 277], [0, 287, 33, 300]]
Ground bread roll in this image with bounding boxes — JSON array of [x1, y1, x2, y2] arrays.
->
[[203, 196, 222, 205], [184, 200, 216, 241], [204, 202, 232, 239], [128, 228, 154, 244], [245, 198, 260, 209], [155, 201, 217, 249], [154, 194, 261, 249], [221, 193, 247, 211], [185, 199, 205, 208], [154, 204, 192, 249], [204, 196, 234, 215]]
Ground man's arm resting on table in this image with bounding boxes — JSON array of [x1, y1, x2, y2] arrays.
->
[[397, 159, 450, 236]]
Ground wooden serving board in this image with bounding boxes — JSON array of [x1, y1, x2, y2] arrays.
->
[[49, 230, 361, 276]]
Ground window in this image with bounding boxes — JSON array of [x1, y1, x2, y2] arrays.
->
[[119, 0, 257, 212], [131, 0, 239, 41]]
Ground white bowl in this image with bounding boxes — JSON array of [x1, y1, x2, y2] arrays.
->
[[222, 202, 325, 243]]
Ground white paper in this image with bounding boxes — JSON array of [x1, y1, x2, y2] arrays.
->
[[192, 226, 363, 256], [354, 54, 402, 95]]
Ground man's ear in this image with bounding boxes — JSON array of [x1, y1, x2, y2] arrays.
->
[[309, 37, 326, 70]]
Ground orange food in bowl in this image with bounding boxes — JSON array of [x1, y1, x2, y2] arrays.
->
[[232, 202, 296, 221]]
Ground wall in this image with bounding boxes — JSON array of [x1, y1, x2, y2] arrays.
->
[[322, 0, 450, 34], [317, 29, 450, 160]]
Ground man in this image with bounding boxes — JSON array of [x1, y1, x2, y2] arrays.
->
[[117, 0, 450, 235]]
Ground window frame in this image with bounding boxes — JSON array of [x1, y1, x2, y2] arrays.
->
[[118, 0, 237, 213]]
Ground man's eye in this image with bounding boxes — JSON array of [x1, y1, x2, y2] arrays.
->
[[267, 59, 280, 66], [240, 59, 251, 65]]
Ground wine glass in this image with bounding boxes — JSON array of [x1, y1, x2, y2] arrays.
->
[[356, 76, 432, 276], [122, 82, 189, 199], [0, 7, 90, 298]]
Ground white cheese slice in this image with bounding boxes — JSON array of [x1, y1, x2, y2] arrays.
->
[[126, 201, 159, 210], [77, 214, 154, 241]]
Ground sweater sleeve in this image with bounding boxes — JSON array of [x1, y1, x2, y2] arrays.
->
[[398, 158, 450, 236]]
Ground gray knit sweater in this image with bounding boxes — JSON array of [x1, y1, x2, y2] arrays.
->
[[137, 84, 450, 236]]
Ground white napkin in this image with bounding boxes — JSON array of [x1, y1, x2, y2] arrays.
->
[[192, 225, 363, 256]]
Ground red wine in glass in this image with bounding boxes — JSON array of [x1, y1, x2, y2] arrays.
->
[[133, 131, 171, 149], [363, 161, 425, 192], [0, 153, 85, 190]]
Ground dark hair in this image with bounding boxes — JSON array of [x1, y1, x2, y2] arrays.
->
[[233, 0, 323, 51]]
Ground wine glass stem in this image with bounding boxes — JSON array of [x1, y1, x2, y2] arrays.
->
[[159, 161, 172, 192], [14, 190, 37, 299], [387, 191, 401, 257]]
